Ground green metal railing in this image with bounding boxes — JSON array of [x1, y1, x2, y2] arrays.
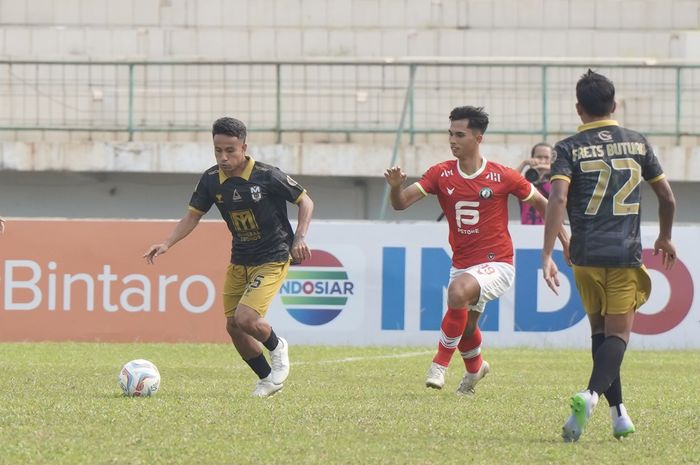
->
[[1, 58, 698, 143]]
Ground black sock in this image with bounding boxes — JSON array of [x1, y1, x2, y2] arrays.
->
[[591, 333, 623, 407], [588, 335, 627, 396], [244, 353, 272, 379], [263, 328, 279, 352]]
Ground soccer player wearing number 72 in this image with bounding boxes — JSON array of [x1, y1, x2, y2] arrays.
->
[[542, 70, 678, 442], [385, 106, 569, 395]]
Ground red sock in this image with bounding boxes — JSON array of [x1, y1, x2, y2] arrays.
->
[[432, 308, 468, 367], [458, 326, 483, 373]]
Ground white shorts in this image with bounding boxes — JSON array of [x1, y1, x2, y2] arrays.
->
[[449, 262, 515, 313]]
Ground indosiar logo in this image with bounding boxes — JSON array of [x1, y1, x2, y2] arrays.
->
[[280, 250, 354, 326]]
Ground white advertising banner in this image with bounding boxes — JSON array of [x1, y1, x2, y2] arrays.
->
[[268, 222, 699, 350], [1, 220, 697, 349]]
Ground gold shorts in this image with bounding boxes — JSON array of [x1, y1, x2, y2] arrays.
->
[[572, 265, 651, 316], [223, 260, 290, 318]]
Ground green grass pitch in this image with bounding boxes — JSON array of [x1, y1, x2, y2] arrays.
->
[[1, 343, 698, 465]]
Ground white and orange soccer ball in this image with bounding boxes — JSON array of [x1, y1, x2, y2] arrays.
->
[[118, 359, 161, 397]]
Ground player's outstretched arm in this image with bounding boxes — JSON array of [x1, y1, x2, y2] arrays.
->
[[649, 178, 677, 269], [292, 193, 314, 263], [525, 190, 570, 262], [143, 209, 203, 264], [541, 180, 570, 294], [384, 166, 424, 210]]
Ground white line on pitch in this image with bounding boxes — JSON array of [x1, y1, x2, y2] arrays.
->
[[292, 350, 433, 366]]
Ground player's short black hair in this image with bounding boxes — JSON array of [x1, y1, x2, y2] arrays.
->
[[530, 142, 553, 157], [449, 106, 489, 134], [576, 70, 615, 117], [212, 117, 247, 141]]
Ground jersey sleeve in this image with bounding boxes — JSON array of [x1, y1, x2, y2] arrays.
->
[[188, 172, 214, 214], [415, 164, 440, 196], [268, 167, 307, 203], [641, 139, 665, 183], [551, 142, 574, 183], [505, 167, 535, 201]]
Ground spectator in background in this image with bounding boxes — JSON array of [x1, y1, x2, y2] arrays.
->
[[516, 143, 553, 224]]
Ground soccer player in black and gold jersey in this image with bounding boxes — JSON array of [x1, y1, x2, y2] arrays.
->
[[144, 117, 314, 397], [542, 70, 677, 442]]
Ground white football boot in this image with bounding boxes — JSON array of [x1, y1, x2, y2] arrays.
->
[[456, 360, 490, 395], [252, 375, 283, 398], [269, 337, 290, 385], [562, 390, 599, 442], [426, 362, 448, 389], [611, 404, 636, 439]]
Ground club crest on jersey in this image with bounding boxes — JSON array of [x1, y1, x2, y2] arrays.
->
[[215, 194, 224, 203], [232, 190, 242, 201], [487, 252, 496, 260], [479, 187, 493, 199], [250, 185, 262, 202]]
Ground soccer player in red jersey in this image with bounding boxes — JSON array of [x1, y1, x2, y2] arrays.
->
[[385, 106, 569, 394]]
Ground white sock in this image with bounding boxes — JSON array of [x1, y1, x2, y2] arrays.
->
[[584, 389, 599, 408], [610, 403, 628, 421]]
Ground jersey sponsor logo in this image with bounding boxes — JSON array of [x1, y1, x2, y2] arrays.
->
[[250, 185, 262, 202], [286, 175, 298, 186], [232, 190, 242, 201], [598, 130, 613, 141], [455, 200, 480, 235], [440, 169, 454, 177], [446, 186, 455, 195], [479, 187, 493, 199], [280, 250, 354, 326], [485, 172, 501, 182], [229, 209, 261, 242]]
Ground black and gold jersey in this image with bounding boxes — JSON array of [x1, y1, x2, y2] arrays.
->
[[552, 120, 665, 267], [189, 156, 306, 266]]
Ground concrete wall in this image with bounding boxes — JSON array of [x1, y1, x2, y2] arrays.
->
[[1, 0, 699, 59], [2, 140, 700, 181], [2, 1, 699, 147], [0, 143, 700, 223], [1, 0, 699, 220], [1, 162, 698, 224]]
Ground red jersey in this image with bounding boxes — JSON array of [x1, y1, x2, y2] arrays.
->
[[415, 158, 534, 269]]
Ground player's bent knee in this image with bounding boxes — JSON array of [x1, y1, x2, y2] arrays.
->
[[226, 318, 243, 337], [233, 312, 253, 332], [447, 285, 470, 308]]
